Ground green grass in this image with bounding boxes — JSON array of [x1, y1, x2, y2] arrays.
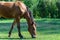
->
[[0, 18, 60, 40]]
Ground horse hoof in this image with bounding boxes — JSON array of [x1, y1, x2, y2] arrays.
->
[[32, 35, 36, 38], [32, 36, 36, 38], [8, 34, 10, 37], [20, 36, 24, 39], [8, 35, 10, 37]]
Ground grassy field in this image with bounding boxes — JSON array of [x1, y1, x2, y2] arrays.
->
[[0, 18, 60, 40]]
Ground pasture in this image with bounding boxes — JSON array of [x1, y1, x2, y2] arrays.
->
[[0, 18, 60, 40]]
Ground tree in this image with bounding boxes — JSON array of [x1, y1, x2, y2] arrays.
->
[[24, 0, 33, 8], [37, 0, 48, 18], [56, 2, 60, 18]]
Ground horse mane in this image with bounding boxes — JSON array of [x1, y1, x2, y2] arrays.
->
[[26, 6, 34, 21]]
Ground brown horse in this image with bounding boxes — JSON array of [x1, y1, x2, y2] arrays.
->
[[0, 1, 36, 38]]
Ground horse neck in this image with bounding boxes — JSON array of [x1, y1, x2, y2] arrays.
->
[[25, 12, 34, 25], [27, 7, 34, 23]]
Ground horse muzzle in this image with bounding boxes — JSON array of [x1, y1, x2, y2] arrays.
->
[[32, 35, 36, 38]]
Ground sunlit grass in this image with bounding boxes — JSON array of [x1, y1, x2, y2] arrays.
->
[[0, 32, 60, 40]]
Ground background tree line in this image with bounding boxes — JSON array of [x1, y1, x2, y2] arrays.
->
[[0, 0, 60, 18]]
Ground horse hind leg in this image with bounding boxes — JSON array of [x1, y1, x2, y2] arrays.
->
[[8, 20, 16, 37]]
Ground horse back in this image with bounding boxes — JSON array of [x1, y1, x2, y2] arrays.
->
[[0, 1, 15, 7], [0, 2, 17, 18], [0, 1, 27, 18]]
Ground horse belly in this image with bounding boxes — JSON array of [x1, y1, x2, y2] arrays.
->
[[0, 13, 15, 18], [0, 10, 15, 18], [3, 14, 15, 18]]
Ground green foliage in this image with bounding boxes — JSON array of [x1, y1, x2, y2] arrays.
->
[[23, 0, 33, 8]]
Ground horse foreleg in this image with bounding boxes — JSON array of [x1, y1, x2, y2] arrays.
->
[[8, 20, 16, 37], [16, 17, 23, 38]]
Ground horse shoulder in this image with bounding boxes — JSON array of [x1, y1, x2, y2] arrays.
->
[[15, 1, 27, 13]]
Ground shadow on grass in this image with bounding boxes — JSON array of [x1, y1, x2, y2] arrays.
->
[[0, 22, 60, 35], [36, 19, 60, 35], [0, 38, 33, 39], [0, 19, 60, 36], [0, 22, 28, 32], [0, 38, 20, 39]]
